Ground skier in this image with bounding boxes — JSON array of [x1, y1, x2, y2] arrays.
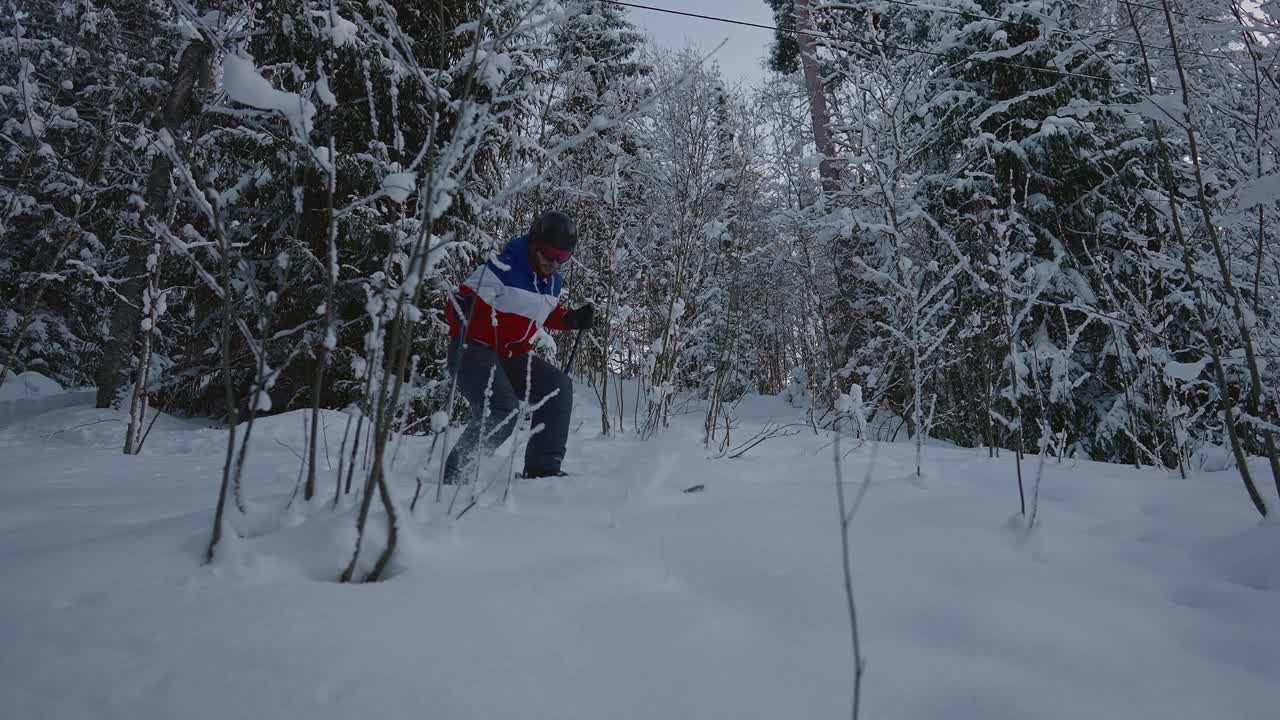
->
[[441, 210, 595, 484]]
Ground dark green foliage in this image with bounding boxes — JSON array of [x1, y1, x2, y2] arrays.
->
[[764, 0, 801, 74], [150, 0, 497, 419], [915, 0, 1180, 460], [1, 0, 178, 388]]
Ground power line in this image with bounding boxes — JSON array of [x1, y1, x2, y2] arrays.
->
[[602, 0, 1223, 131], [602, 0, 1125, 85], [603, 0, 1280, 136], [591, 0, 1280, 163], [600, 1, 806, 38], [606, 0, 1247, 66]]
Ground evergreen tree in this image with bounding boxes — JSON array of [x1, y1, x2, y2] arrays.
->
[[918, 0, 1164, 459], [1, 0, 177, 389]]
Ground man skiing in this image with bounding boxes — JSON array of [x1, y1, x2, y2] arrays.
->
[[442, 210, 594, 484]]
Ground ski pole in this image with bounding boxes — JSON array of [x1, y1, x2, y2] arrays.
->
[[563, 327, 585, 375]]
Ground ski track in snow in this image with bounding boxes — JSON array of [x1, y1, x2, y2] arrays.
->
[[1, 383, 1277, 720]]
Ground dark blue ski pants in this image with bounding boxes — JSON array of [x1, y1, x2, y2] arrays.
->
[[442, 336, 573, 483]]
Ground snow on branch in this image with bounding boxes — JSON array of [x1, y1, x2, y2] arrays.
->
[[221, 53, 317, 142]]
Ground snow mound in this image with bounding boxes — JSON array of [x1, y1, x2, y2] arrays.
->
[[1194, 443, 1235, 472], [0, 372, 97, 431], [0, 370, 63, 401]]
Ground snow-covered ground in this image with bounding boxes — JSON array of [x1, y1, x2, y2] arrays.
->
[[1, 376, 1277, 719]]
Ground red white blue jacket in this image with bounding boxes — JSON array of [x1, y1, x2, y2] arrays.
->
[[446, 234, 569, 357]]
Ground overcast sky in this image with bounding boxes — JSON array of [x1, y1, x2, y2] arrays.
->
[[621, 0, 776, 89]]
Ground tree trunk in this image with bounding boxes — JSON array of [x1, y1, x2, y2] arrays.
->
[[124, 247, 161, 454], [305, 157, 338, 500], [205, 207, 240, 563], [1003, 286, 1026, 516], [97, 41, 210, 407], [793, 0, 839, 193]]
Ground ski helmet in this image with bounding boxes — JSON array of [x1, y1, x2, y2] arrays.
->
[[529, 210, 578, 252]]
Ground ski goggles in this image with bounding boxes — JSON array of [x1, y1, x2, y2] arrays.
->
[[535, 244, 573, 265]]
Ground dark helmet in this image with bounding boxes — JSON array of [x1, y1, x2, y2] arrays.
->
[[529, 210, 578, 252]]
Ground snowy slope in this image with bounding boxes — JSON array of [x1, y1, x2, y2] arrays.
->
[[1, 381, 1277, 720]]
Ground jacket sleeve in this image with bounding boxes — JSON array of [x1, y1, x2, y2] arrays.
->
[[544, 303, 569, 331]]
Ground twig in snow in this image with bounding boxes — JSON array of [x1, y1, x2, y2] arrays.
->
[[274, 436, 304, 462], [727, 419, 805, 459], [41, 418, 121, 439]]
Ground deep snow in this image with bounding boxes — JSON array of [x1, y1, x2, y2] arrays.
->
[[1, 376, 1277, 720]]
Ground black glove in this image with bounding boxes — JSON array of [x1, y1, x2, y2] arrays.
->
[[563, 303, 595, 330]]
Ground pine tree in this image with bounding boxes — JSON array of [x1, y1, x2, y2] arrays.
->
[[919, 0, 1164, 460], [1, 1, 177, 390]]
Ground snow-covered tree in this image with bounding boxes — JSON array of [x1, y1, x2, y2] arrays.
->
[[2, 1, 179, 391]]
